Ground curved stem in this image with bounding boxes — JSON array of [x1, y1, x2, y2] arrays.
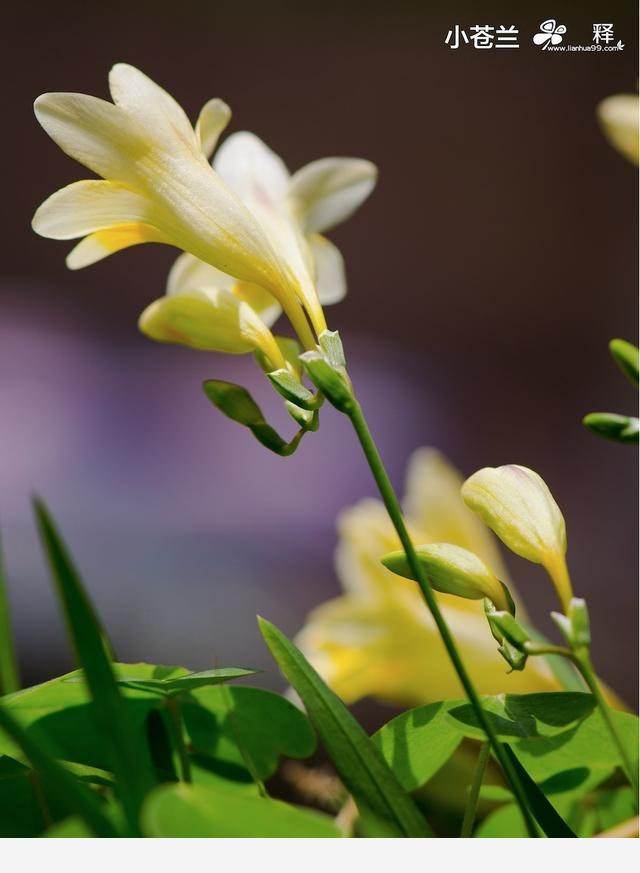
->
[[346, 398, 538, 838], [573, 650, 638, 799], [461, 741, 490, 838]]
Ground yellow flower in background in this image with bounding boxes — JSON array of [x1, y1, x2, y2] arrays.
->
[[597, 91, 639, 165], [32, 64, 377, 356], [295, 449, 559, 707], [461, 464, 572, 612]]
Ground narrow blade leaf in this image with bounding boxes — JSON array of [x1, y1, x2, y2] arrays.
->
[[502, 745, 577, 837], [258, 618, 433, 837], [33, 500, 153, 831]]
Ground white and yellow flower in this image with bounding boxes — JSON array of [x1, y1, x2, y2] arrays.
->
[[461, 464, 572, 612], [295, 449, 560, 707], [32, 64, 377, 363]]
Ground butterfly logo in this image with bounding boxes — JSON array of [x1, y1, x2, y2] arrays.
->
[[533, 19, 567, 49]]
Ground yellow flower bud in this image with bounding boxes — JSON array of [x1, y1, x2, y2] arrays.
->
[[381, 542, 512, 612], [461, 465, 573, 611]]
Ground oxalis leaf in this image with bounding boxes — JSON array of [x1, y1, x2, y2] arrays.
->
[[33, 501, 153, 833], [258, 618, 433, 837], [141, 782, 340, 838]]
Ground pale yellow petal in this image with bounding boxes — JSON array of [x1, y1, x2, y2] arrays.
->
[[232, 282, 282, 328], [66, 224, 169, 270], [166, 251, 236, 296], [597, 94, 639, 165], [33, 92, 137, 181], [108, 63, 196, 149], [32, 180, 151, 240], [196, 98, 231, 159], [138, 288, 285, 366], [214, 131, 290, 212], [288, 157, 377, 233], [309, 233, 346, 305]]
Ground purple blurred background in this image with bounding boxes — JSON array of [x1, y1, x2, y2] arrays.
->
[[1, 1, 637, 703]]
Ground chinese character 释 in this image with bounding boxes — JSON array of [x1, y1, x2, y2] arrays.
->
[[495, 25, 519, 49], [593, 23, 614, 44], [445, 25, 469, 49]]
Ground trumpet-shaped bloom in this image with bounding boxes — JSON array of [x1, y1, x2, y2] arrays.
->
[[461, 464, 572, 611], [32, 64, 377, 352], [597, 92, 639, 165], [295, 450, 559, 707]]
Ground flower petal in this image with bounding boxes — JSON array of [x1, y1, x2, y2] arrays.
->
[[287, 157, 377, 233], [138, 288, 284, 366], [597, 93, 639, 165], [309, 233, 346, 305], [166, 251, 236, 295], [66, 224, 169, 270], [196, 98, 232, 159], [32, 180, 151, 240], [232, 282, 282, 328], [108, 63, 196, 148], [33, 92, 136, 180], [214, 131, 290, 213]]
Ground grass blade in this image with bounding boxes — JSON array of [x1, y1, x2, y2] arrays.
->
[[503, 745, 577, 837], [0, 537, 20, 694], [34, 499, 153, 833], [0, 704, 116, 836], [258, 617, 433, 837]]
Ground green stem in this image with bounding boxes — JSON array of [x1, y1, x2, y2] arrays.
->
[[573, 650, 638, 798], [166, 696, 191, 783], [0, 541, 20, 695], [461, 741, 490, 838], [346, 398, 538, 837]]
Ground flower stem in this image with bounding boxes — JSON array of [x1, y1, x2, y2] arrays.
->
[[573, 649, 638, 799], [346, 397, 538, 837], [460, 741, 490, 838]]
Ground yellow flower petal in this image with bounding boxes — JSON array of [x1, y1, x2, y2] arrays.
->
[[309, 233, 346, 305], [597, 93, 639, 165], [288, 157, 378, 233], [33, 92, 136, 181], [214, 131, 289, 212], [138, 288, 285, 366], [32, 180, 150, 240], [195, 98, 232, 159], [66, 224, 169, 270]]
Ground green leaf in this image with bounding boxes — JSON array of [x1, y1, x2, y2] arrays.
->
[[183, 684, 316, 781], [203, 379, 314, 455], [141, 783, 341, 838], [373, 702, 462, 790], [609, 338, 639, 387], [502, 745, 576, 837], [0, 537, 20, 694], [258, 618, 433, 837], [117, 666, 258, 695], [476, 803, 529, 838], [43, 817, 94, 838], [34, 501, 153, 831], [583, 412, 639, 445], [0, 705, 116, 837]]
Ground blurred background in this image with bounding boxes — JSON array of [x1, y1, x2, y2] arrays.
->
[[1, 0, 637, 706]]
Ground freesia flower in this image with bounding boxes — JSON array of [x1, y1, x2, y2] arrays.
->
[[295, 450, 559, 707], [461, 464, 573, 612], [597, 91, 639, 165], [32, 64, 377, 359]]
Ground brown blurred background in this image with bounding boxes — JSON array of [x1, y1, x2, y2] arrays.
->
[[1, 0, 637, 704]]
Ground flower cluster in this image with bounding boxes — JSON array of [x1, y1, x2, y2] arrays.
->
[[32, 64, 377, 377]]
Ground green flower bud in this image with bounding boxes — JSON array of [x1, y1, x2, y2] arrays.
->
[[461, 464, 573, 611], [551, 597, 591, 649], [300, 351, 353, 412], [381, 542, 512, 612], [609, 338, 639, 387]]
